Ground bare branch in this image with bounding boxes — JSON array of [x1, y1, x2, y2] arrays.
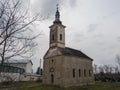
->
[[0, 0, 41, 71]]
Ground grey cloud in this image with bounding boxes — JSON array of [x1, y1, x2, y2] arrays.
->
[[92, 34, 104, 45], [73, 32, 88, 42], [87, 24, 99, 32], [92, 34, 103, 41], [69, 0, 77, 8], [117, 37, 120, 42], [32, 0, 78, 18], [40, 0, 60, 17], [93, 34, 103, 38], [32, 0, 59, 18]]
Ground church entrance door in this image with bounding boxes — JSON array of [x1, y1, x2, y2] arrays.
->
[[51, 74, 54, 84]]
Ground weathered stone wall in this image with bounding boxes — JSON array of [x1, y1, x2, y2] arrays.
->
[[0, 73, 41, 82], [61, 55, 94, 87], [49, 24, 65, 48], [43, 55, 94, 87], [43, 56, 63, 86]]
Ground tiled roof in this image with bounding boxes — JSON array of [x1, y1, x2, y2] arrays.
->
[[59, 47, 93, 60]]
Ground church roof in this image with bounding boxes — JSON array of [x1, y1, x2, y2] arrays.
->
[[59, 47, 93, 60]]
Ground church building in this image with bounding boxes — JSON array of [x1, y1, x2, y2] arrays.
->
[[43, 6, 94, 87]]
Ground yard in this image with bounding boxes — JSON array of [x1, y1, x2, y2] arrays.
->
[[0, 82, 120, 90]]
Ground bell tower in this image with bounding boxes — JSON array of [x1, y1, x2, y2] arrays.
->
[[49, 5, 66, 48]]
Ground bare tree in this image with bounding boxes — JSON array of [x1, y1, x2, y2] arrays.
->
[[116, 55, 120, 67], [93, 64, 98, 74], [114, 66, 119, 74], [99, 66, 104, 74], [0, 0, 40, 72], [103, 65, 110, 74], [103, 65, 113, 74]]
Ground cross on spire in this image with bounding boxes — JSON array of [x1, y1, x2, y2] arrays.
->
[[57, 4, 59, 11], [53, 4, 62, 24]]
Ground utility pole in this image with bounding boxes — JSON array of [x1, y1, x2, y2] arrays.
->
[[39, 59, 41, 75]]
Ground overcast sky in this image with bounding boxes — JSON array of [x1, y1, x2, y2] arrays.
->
[[27, 0, 120, 71]]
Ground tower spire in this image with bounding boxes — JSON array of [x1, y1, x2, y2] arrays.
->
[[53, 4, 62, 24]]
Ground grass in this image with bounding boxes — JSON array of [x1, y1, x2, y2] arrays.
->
[[0, 82, 120, 90]]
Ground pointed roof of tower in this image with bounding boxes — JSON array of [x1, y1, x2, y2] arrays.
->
[[53, 4, 62, 24], [50, 4, 65, 28]]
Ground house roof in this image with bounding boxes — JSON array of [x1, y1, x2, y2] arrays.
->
[[3, 60, 33, 65], [58, 47, 93, 60]]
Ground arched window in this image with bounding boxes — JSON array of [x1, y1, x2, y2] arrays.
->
[[51, 74, 54, 84], [89, 70, 92, 77], [79, 69, 81, 77], [52, 34, 54, 41], [52, 59, 54, 63], [84, 69, 86, 77], [60, 34, 62, 40], [73, 68, 75, 78]]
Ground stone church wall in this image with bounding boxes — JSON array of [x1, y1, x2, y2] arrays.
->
[[43, 55, 94, 87], [43, 56, 64, 86], [61, 55, 94, 87]]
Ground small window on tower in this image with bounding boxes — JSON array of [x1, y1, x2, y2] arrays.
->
[[52, 59, 54, 63], [60, 34, 62, 40], [52, 34, 54, 41]]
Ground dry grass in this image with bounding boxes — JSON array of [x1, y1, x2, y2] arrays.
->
[[0, 81, 120, 90]]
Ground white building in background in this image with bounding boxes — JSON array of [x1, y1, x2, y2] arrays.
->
[[4, 60, 33, 73], [0, 60, 40, 82]]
